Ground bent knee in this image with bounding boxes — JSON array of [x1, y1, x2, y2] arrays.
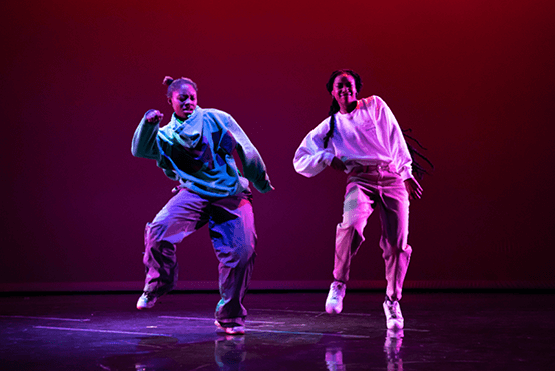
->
[[382, 243, 412, 257], [235, 244, 255, 265], [218, 244, 255, 268], [145, 222, 179, 244], [145, 222, 165, 241], [338, 217, 366, 233]]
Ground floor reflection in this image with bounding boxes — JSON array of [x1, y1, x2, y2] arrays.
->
[[3, 293, 553, 370], [99, 329, 407, 370], [325, 346, 346, 371], [215, 335, 246, 371], [323, 329, 404, 371], [99, 335, 213, 370], [384, 329, 404, 371]]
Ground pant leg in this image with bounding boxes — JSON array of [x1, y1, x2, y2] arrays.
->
[[143, 188, 210, 296], [209, 192, 257, 324], [333, 179, 375, 283], [377, 170, 412, 301]]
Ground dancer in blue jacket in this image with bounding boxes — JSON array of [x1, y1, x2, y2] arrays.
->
[[132, 76, 273, 335]]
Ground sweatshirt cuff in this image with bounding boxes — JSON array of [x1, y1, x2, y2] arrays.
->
[[254, 179, 274, 194], [322, 151, 335, 166], [399, 166, 413, 181]]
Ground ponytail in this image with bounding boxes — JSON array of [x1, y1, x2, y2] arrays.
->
[[163, 76, 174, 86]]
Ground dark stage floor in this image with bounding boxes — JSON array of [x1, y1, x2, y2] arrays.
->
[[1, 291, 554, 370]]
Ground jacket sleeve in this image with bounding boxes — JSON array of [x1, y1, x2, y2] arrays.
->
[[293, 122, 335, 178], [375, 97, 413, 180], [131, 112, 161, 161], [225, 114, 274, 194]]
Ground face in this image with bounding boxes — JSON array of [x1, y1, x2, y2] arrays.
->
[[168, 83, 197, 119], [331, 74, 358, 109]]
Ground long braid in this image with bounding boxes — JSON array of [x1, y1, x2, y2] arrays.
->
[[323, 99, 340, 148], [324, 69, 360, 148], [402, 128, 434, 180]]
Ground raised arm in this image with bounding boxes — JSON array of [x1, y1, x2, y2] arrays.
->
[[131, 110, 164, 160]]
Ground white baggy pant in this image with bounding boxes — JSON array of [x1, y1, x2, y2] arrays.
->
[[333, 163, 412, 301]]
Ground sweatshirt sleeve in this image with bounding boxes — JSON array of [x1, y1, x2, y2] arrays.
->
[[131, 112, 161, 160], [293, 122, 335, 178], [224, 114, 274, 194], [376, 97, 413, 180]]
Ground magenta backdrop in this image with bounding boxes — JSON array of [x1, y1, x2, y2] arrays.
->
[[2, 0, 555, 289]]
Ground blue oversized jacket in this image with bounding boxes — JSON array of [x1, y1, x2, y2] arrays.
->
[[132, 106, 273, 197]]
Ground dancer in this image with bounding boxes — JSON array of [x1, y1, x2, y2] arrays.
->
[[293, 69, 422, 329], [132, 76, 273, 335]]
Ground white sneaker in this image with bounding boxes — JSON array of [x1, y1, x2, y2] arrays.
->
[[214, 320, 245, 335], [136, 292, 158, 310], [325, 281, 346, 314], [383, 296, 404, 329]]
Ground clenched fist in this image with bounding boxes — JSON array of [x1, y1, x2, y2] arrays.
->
[[145, 109, 164, 124]]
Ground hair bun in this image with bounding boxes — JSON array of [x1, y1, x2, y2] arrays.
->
[[163, 76, 174, 86]]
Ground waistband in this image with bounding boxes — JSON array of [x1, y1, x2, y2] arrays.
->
[[349, 162, 393, 174]]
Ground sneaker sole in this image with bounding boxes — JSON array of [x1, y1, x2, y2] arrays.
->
[[214, 321, 245, 335], [386, 320, 404, 330], [325, 305, 342, 314], [136, 296, 157, 310]]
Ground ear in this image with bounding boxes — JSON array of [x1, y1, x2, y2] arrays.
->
[[167, 97, 172, 106]]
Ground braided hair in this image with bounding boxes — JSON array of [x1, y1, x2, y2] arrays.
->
[[323, 69, 362, 148], [163, 76, 198, 97], [322, 69, 433, 179], [401, 128, 434, 180]]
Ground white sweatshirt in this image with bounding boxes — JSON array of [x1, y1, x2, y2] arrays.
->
[[293, 96, 413, 180]]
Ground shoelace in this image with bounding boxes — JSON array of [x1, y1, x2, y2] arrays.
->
[[330, 285, 343, 300], [386, 302, 398, 319]]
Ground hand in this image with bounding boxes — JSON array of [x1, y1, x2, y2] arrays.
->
[[404, 178, 423, 200], [145, 109, 164, 124], [330, 156, 347, 172]]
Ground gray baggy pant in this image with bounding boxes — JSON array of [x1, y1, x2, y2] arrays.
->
[[333, 163, 412, 301], [142, 187, 256, 325]]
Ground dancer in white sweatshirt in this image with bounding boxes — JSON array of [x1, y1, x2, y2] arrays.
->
[[293, 69, 423, 329]]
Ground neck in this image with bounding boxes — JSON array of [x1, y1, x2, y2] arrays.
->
[[339, 100, 358, 114], [174, 113, 189, 122]]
